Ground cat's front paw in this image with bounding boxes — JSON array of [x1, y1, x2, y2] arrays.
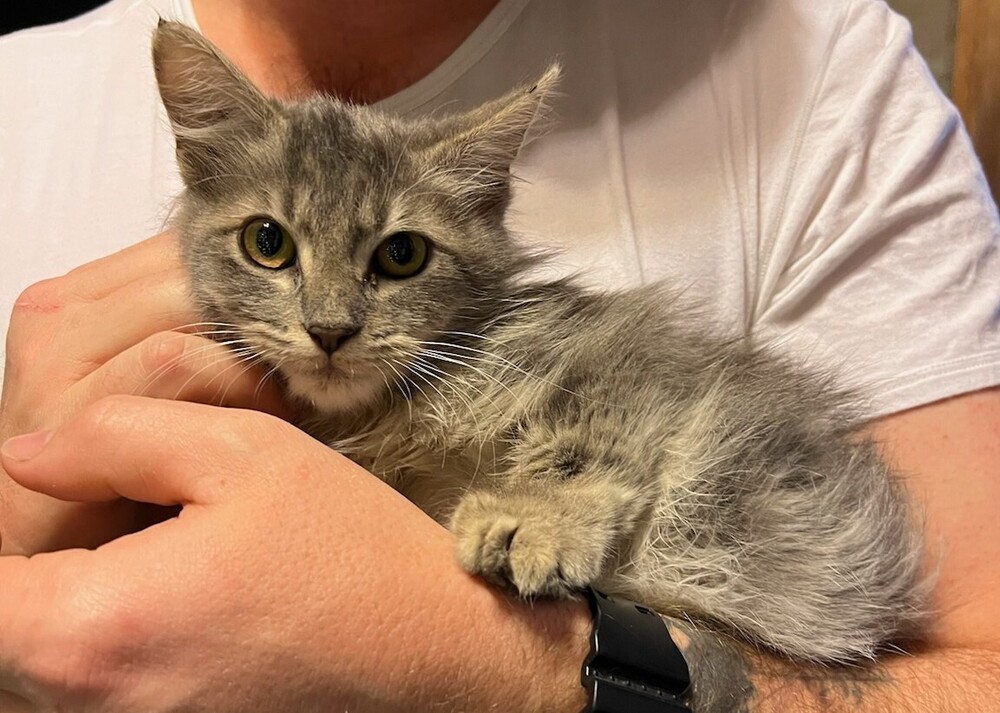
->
[[450, 492, 610, 598]]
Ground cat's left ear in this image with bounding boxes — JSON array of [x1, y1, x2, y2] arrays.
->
[[427, 64, 561, 214], [152, 20, 276, 193]]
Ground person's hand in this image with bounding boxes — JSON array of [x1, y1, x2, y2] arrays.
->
[[0, 396, 591, 713], [0, 234, 289, 555]]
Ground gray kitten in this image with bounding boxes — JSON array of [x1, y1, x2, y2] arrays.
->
[[153, 21, 925, 663]]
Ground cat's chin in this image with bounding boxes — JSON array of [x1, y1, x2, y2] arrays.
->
[[283, 368, 384, 416]]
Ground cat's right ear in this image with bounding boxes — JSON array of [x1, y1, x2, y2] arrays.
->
[[152, 20, 274, 193]]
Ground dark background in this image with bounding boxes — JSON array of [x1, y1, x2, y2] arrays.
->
[[1, 1, 106, 36]]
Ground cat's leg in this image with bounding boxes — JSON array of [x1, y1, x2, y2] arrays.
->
[[450, 431, 656, 598]]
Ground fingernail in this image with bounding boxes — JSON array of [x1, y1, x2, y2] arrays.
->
[[1, 431, 52, 462]]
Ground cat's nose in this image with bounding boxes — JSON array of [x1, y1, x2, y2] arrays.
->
[[307, 325, 357, 355]]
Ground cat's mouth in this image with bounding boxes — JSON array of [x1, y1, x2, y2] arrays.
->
[[282, 359, 384, 415], [306, 359, 351, 380], [293, 359, 361, 391]]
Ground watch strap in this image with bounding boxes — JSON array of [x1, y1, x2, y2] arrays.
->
[[581, 589, 692, 713]]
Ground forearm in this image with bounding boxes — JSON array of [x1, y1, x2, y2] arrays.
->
[[466, 590, 1000, 713], [663, 616, 1000, 713]]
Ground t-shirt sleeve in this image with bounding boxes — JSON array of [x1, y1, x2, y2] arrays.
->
[[752, 0, 1000, 418]]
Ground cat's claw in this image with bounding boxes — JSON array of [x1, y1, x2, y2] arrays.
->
[[451, 492, 608, 598]]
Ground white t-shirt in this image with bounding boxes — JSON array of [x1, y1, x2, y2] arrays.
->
[[2, 0, 998, 417]]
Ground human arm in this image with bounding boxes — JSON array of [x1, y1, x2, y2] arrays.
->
[[0, 396, 592, 713], [0, 233, 588, 712], [1, 388, 998, 713], [686, 0, 1000, 701], [659, 386, 1000, 713]]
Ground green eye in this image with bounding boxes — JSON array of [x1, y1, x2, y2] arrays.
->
[[373, 232, 429, 278], [241, 218, 297, 269]]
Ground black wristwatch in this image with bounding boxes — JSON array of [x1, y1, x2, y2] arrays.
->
[[581, 589, 693, 713]]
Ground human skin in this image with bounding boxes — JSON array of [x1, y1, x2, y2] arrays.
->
[[0, 233, 289, 556], [0, 234, 589, 713], [190, 0, 502, 102], [0, 397, 593, 713], [0, 235, 998, 712], [1, 0, 998, 708]]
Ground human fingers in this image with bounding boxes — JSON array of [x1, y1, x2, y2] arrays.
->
[[0, 391, 564, 713], [5, 268, 196, 396], [1, 396, 294, 506], [52, 267, 199, 371], [0, 691, 33, 713], [0, 395, 431, 713], [59, 231, 180, 301], [0, 555, 41, 701], [0, 236, 225, 555], [0, 545, 156, 711], [6, 233, 182, 342], [66, 331, 291, 419]]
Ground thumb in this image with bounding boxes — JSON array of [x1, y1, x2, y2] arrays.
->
[[0, 395, 279, 506]]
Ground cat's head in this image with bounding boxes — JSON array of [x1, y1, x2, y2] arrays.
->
[[153, 21, 557, 415]]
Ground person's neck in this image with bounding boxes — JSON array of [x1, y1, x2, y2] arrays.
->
[[191, 0, 501, 102]]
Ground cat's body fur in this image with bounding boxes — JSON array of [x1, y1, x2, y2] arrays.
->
[[154, 21, 925, 664]]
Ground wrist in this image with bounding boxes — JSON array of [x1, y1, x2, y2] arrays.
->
[[471, 582, 592, 713], [506, 592, 593, 713], [410, 552, 591, 713]]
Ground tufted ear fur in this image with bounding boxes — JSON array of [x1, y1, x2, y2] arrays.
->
[[152, 20, 276, 193], [426, 64, 561, 217]]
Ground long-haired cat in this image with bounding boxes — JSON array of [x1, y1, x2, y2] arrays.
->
[[153, 21, 924, 663]]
